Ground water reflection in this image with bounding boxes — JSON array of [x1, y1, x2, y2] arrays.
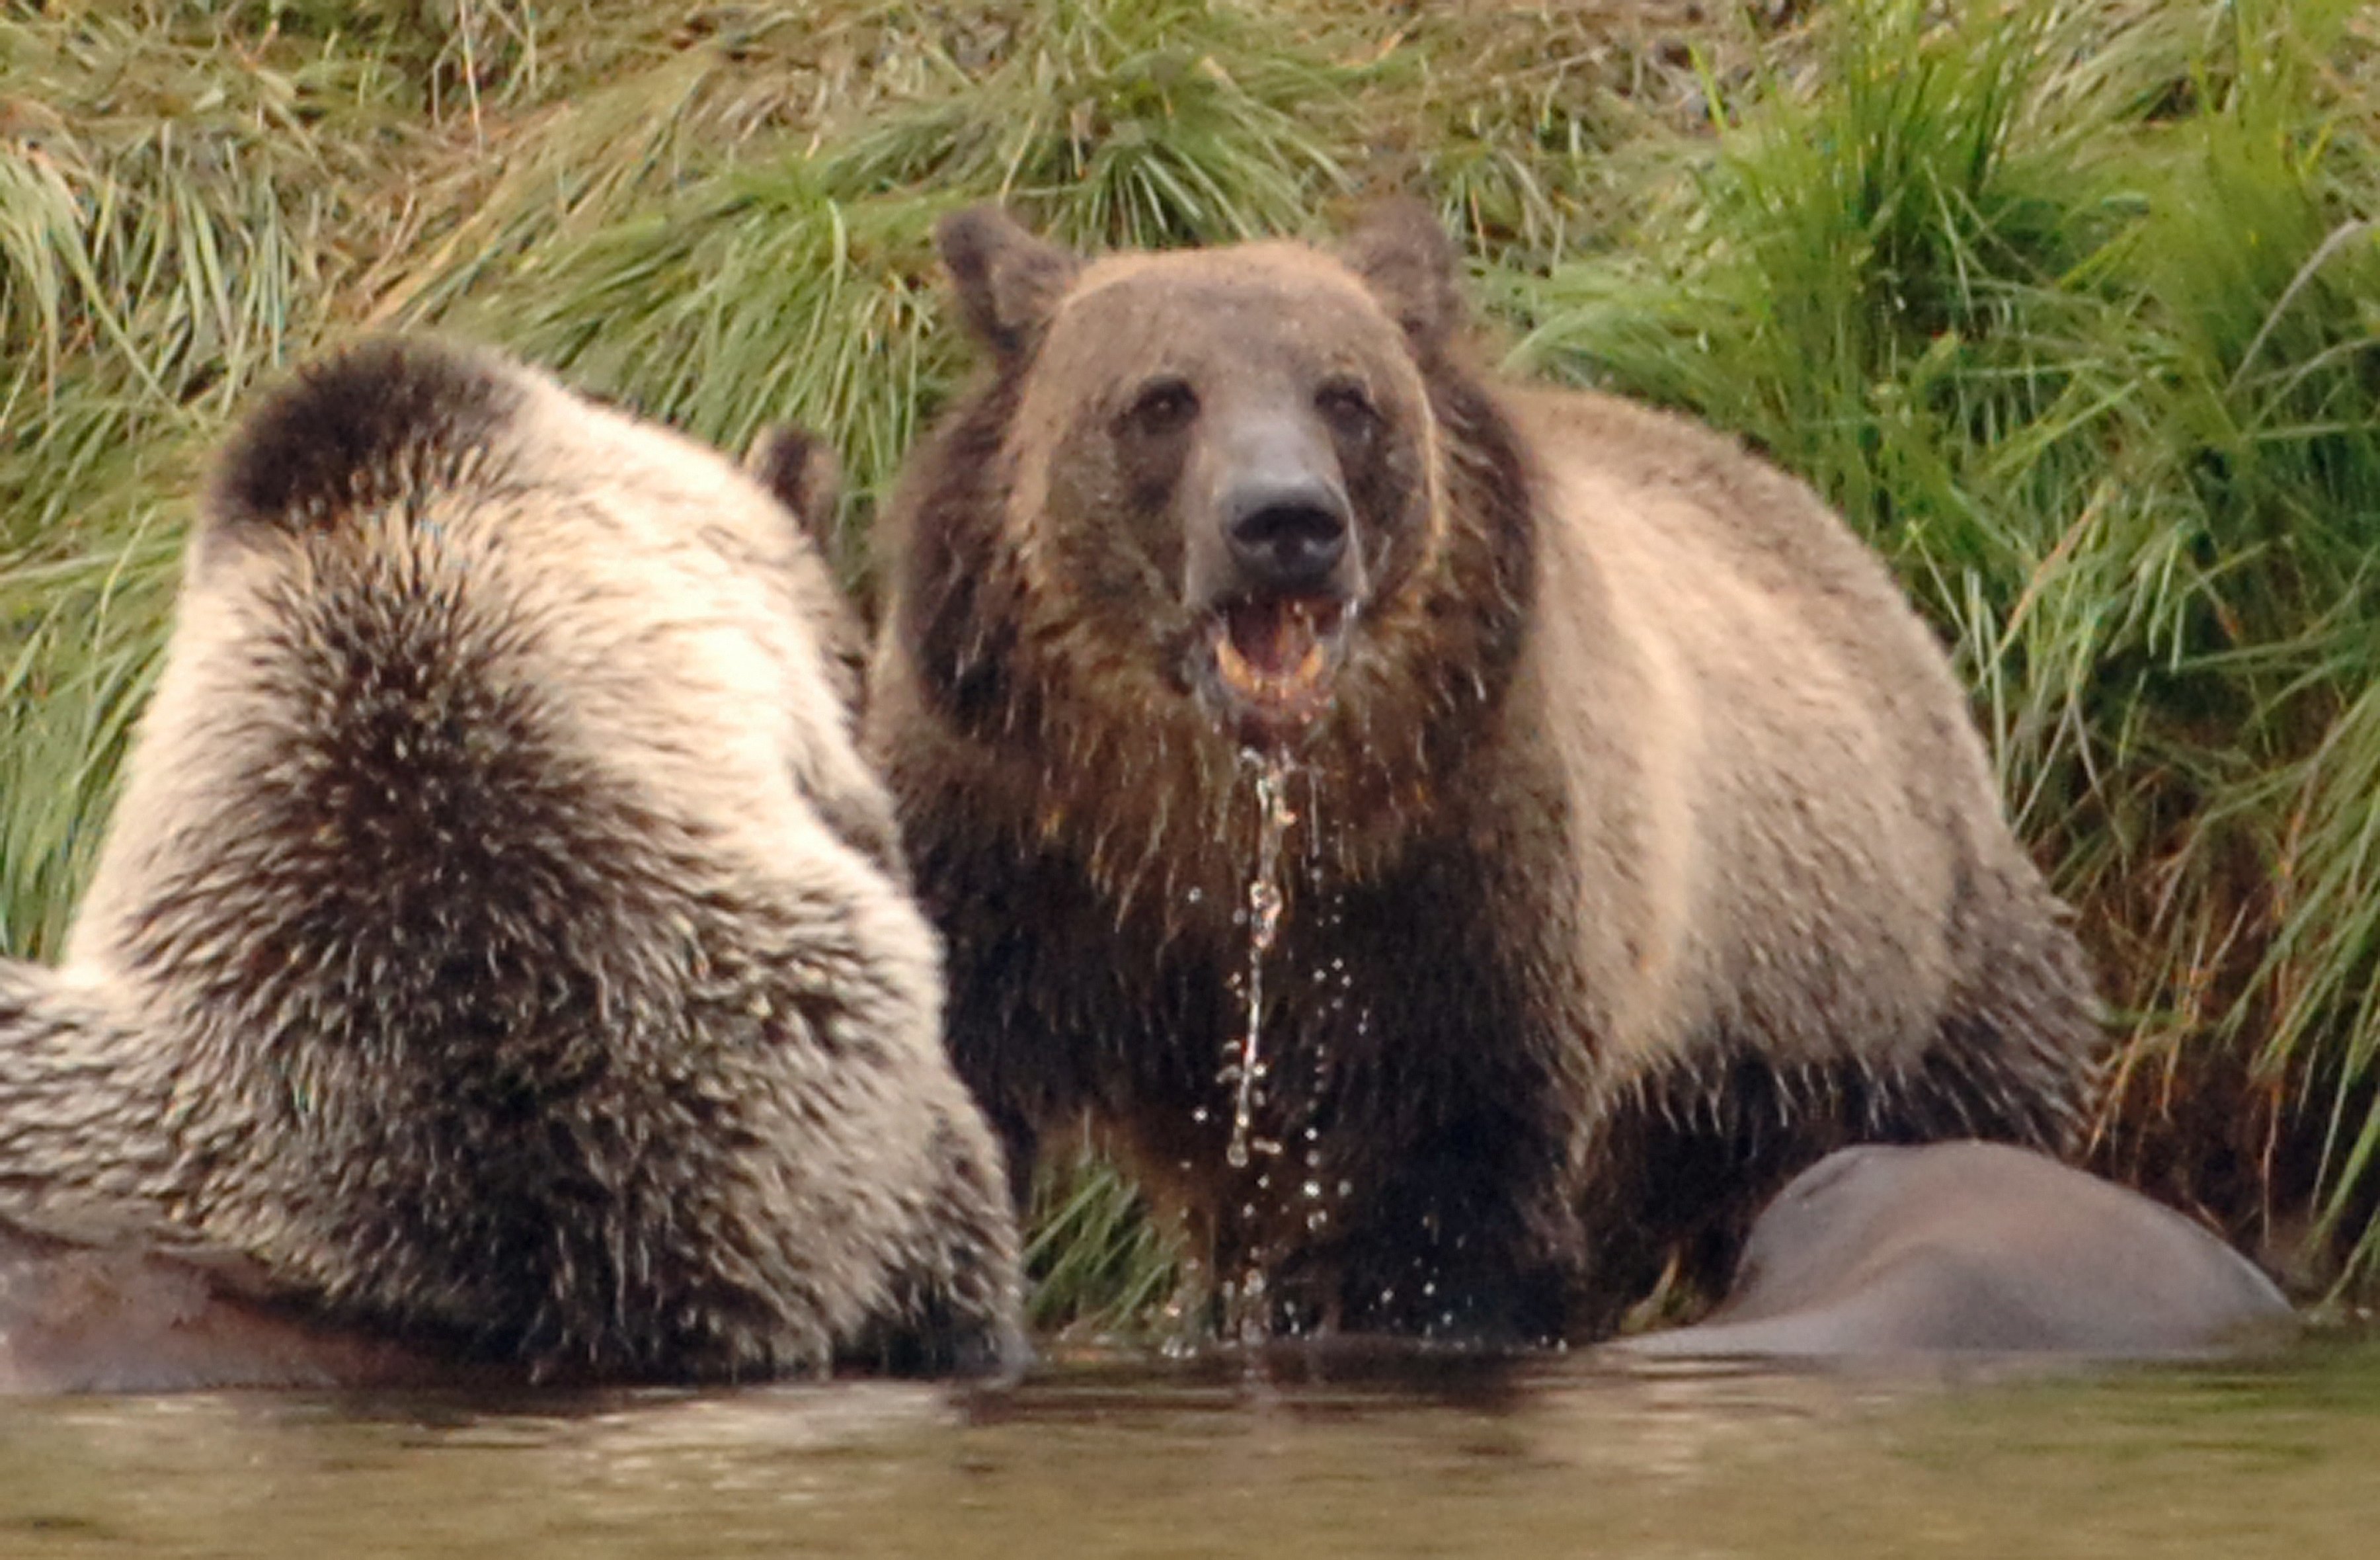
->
[[6, 1336, 2380, 1557]]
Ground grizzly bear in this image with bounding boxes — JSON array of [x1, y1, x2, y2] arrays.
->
[[0, 339, 1021, 1389], [863, 203, 2104, 1343]]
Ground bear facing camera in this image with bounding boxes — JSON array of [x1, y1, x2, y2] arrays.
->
[[0, 338, 1022, 1390], [865, 202, 2106, 1343]]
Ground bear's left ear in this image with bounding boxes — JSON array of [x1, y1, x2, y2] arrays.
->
[[937, 206, 1082, 366], [1340, 198, 1466, 358]]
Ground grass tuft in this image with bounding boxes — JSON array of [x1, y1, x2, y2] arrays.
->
[[1024, 1149, 1187, 1340], [817, 0, 1359, 250]]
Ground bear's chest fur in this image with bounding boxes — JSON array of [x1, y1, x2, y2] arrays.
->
[[901, 749, 1598, 1338]]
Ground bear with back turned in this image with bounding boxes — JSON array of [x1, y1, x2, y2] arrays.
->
[[862, 203, 2104, 1344], [0, 339, 1021, 1388]]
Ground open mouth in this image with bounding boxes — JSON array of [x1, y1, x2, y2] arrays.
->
[[1205, 595, 1351, 743]]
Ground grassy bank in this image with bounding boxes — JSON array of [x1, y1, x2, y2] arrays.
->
[[5, 0, 2378, 1327]]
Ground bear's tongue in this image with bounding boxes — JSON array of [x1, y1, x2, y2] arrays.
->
[[1214, 598, 1334, 712]]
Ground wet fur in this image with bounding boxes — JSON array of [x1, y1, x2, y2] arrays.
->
[[869, 206, 2103, 1341], [0, 339, 1021, 1385]]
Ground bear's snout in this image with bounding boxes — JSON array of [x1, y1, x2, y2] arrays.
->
[[1224, 475, 1351, 595], [1193, 413, 1363, 610], [1173, 410, 1368, 745]]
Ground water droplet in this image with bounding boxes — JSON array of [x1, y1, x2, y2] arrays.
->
[[1248, 882, 1283, 947]]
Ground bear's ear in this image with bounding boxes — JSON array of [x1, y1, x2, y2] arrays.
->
[[937, 206, 1082, 364], [1340, 198, 1466, 358], [745, 421, 841, 559]]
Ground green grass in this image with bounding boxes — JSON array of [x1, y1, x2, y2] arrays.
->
[[1024, 1147, 1188, 1340], [1, 2, 418, 950], [7, 0, 2380, 1311]]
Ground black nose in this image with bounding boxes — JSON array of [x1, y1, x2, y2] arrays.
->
[[1224, 479, 1351, 593]]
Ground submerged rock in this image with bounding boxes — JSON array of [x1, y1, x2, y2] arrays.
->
[[0, 1225, 452, 1393], [1614, 1141, 2293, 1361]]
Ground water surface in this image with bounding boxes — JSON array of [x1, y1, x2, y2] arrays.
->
[[6, 1335, 2378, 1558]]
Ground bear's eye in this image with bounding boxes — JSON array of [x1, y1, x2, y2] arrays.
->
[[1316, 380, 1378, 444], [1122, 378, 1199, 440]]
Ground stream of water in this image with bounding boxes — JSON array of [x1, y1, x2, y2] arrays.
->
[[7, 1334, 2379, 1557], [1222, 752, 1302, 1178]]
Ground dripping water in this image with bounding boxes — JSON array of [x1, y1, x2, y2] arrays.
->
[[1225, 751, 1298, 1171]]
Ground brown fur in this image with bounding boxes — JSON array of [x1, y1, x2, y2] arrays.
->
[[0, 339, 1022, 1387], [867, 205, 2103, 1342]]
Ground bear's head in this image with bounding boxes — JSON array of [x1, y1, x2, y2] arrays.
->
[[917, 203, 1523, 757]]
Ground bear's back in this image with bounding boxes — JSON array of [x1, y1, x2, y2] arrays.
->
[[1507, 386, 2034, 1079]]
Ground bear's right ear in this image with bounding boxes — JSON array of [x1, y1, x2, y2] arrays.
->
[[937, 206, 1082, 365]]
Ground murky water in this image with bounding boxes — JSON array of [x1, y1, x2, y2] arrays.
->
[[9, 1334, 2380, 1558]]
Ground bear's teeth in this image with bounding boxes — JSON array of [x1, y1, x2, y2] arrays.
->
[[1215, 598, 1337, 718], [1216, 632, 1260, 692], [1227, 602, 1317, 669]]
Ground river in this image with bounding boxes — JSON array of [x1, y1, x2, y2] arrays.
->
[[5, 1333, 2377, 1557]]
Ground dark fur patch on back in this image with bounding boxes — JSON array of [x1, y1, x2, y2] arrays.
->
[[207, 338, 520, 534], [119, 555, 750, 1367], [136, 559, 629, 1068]]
